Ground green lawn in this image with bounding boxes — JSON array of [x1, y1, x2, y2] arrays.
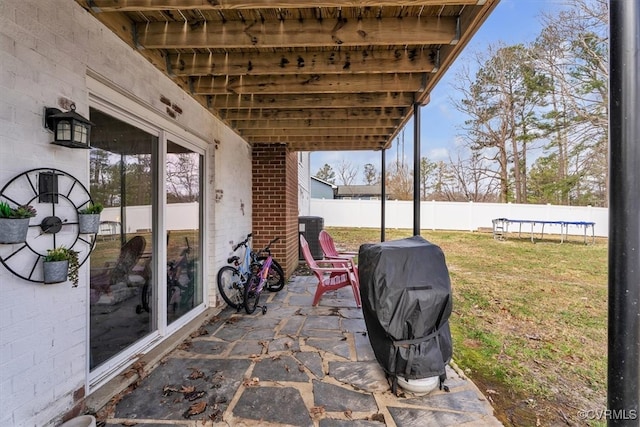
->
[[324, 227, 608, 427]]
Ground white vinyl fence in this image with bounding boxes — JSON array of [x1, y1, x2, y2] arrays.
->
[[310, 199, 609, 238]]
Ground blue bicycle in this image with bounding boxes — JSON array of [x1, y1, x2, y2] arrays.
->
[[216, 233, 284, 310]]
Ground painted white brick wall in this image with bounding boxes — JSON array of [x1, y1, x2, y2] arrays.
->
[[211, 130, 253, 307], [0, 0, 252, 425]]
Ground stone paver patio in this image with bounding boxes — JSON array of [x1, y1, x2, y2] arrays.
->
[[99, 275, 502, 426]]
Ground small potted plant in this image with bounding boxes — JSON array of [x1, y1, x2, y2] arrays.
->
[[77, 202, 103, 234], [43, 246, 80, 286], [0, 201, 37, 244]]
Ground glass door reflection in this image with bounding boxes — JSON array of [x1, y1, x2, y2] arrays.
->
[[88, 108, 157, 370], [166, 140, 203, 324]]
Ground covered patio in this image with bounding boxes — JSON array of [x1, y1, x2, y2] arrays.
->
[[78, 0, 500, 275], [88, 274, 503, 425]]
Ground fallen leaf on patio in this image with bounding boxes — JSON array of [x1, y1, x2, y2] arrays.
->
[[310, 406, 325, 416], [344, 410, 352, 419], [271, 355, 281, 361], [298, 364, 305, 372], [181, 385, 196, 393], [195, 327, 209, 336], [183, 401, 207, 418], [209, 408, 223, 422], [249, 353, 261, 361], [284, 365, 290, 372], [122, 421, 137, 426], [163, 385, 179, 396], [184, 390, 206, 401], [178, 342, 192, 351], [188, 368, 205, 379], [340, 337, 347, 341], [370, 413, 385, 423], [294, 308, 302, 315], [242, 377, 260, 387]]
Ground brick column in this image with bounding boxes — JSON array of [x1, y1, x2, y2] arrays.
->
[[252, 144, 299, 278]]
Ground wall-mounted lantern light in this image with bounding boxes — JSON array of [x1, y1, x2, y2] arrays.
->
[[44, 103, 93, 149]]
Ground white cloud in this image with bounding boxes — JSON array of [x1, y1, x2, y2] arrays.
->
[[427, 148, 450, 161]]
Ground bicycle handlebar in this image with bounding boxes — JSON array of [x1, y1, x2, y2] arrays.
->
[[232, 233, 252, 251], [257, 237, 280, 255]]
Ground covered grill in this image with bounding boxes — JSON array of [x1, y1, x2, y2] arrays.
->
[[358, 236, 453, 393]]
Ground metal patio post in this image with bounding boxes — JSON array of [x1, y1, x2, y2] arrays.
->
[[413, 103, 421, 236], [608, 1, 640, 424]]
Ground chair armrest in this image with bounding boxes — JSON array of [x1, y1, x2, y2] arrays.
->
[[312, 266, 352, 273], [338, 251, 358, 256], [316, 259, 356, 268]]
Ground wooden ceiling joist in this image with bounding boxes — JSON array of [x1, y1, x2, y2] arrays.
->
[[168, 49, 437, 77], [233, 118, 399, 130], [220, 107, 405, 121], [136, 17, 457, 50], [76, 0, 498, 152], [240, 127, 392, 137], [208, 92, 415, 109], [87, 0, 483, 12], [192, 74, 427, 95]]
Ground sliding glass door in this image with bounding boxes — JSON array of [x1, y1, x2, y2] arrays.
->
[[166, 141, 203, 324], [88, 108, 205, 372], [88, 108, 157, 369]]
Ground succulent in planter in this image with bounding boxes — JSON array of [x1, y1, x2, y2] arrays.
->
[[44, 247, 80, 286], [77, 202, 103, 234], [78, 202, 103, 215], [0, 201, 37, 218], [0, 202, 37, 244]]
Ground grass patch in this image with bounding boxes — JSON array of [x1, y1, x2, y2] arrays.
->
[[325, 227, 608, 426]]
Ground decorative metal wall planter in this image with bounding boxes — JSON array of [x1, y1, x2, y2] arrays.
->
[[0, 217, 31, 244], [43, 259, 69, 284], [78, 213, 100, 234], [0, 168, 97, 284]]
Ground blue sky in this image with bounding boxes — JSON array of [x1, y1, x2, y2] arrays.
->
[[310, 0, 563, 183]]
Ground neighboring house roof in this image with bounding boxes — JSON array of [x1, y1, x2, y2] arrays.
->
[[311, 176, 337, 188], [337, 185, 381, 197]]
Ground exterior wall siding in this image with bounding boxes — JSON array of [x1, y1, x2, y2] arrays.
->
[[0, 1, 252, 425]]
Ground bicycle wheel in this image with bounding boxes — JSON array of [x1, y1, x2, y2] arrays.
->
[[259, 257, 285, 292], [217, 266, 245, 309], [243, 273, 261, 314], [136, 283, 151, 314]]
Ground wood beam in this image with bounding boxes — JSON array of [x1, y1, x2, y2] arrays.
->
[[193, 74, 425, 95], [417, 2, 498, 104], [286, 141, 389, 151], [86, 0, 482, 12], [137, 16, 457, 49], [209, 92, 414, 109], [240, 128, 393, 137], [233, 118, 399, 129], [221, 107, 405, 120], [249, 134, 387, 142], [169, 49, 436, 76]]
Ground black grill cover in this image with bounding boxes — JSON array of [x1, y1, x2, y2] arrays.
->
[[358, 236, 453, 381]]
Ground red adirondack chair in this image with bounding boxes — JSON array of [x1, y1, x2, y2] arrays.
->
[[300, 234, 361, 307], [318, 229, 359, 275]]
